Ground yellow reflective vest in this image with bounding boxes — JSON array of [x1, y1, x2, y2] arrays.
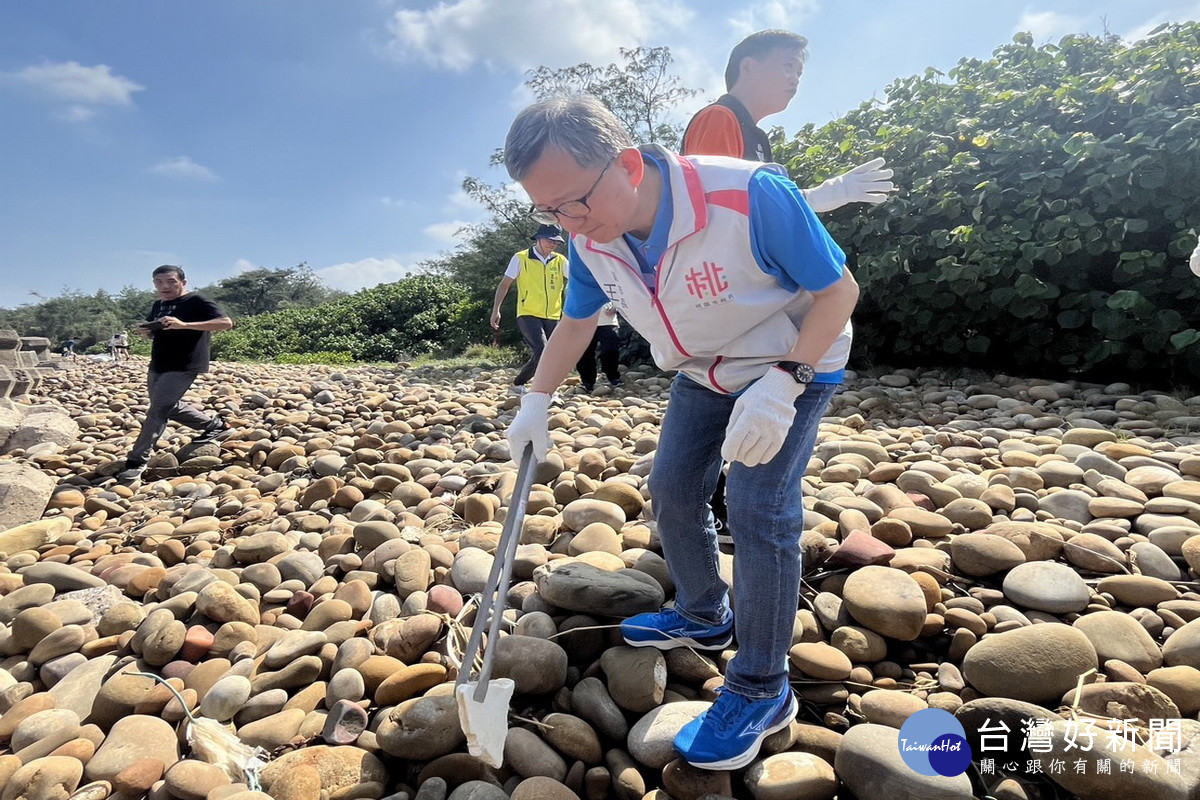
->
[[514, 248, 567, 320]]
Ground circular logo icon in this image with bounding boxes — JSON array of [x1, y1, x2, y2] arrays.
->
[[897, 708, 973, 777]]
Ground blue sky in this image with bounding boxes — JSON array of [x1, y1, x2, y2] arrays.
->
[[1, 0, 1196, 309]]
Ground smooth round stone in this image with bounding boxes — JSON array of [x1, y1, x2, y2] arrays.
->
[[1124, 465, 1182, 496], [860, 689, 928, 728], [1073, 611, 1162, 672], [326, 669, 366, 706], [509, 776, 581, 800], [1060, 681, 1179, 723], [427, 584, 464, 615], [1061, 533, 1127, 573], [627, 702, 708, 769], [540, 713, 602, 765], [1095, 574, 1179, 607], [834, 724, 973, 800], [788, 643, 852, 680], [447, 781, 510, 800], [11, 708, 81, 758], [962, 623, 1098, 705], [200, 675, 252, 721], [948, 534, 1026, 576], [571, 677, 628, 741], [1146, 665, 1200, 715], [532, 561, 663, 617], [1119, 544, 1181, 582], [1029, 719, 1190, 800], [600, 647, 665, 713], [163, 759, 232, 800], [841, 566, 927, 640], [374, 663, 447, 706], [744, 751, 838, 800], [1002, 562, 1090, 613], [375, 695, 465, 760], [490, 635, 568, 695], [450, 548, 493, 594], [830, 626, 888, 664], [1163, 618, 1200, 669], [504, 726, 567, 781], [258, 746, 386, 800], [85, 715, 180, 783], [4, 756, 85, 800], [561, 498, 625, 532]]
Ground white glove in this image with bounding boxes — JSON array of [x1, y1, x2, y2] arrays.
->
[[721, 368, 808, 467], [803, 157, 896, 213], [507, 391, 552, 462], [1190, 240, 1200, 277]]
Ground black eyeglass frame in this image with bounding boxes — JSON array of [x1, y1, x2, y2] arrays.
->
[[528, 160, 614, 225]]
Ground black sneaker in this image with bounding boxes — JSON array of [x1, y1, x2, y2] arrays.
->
[[193, 419, 232, 444], [116, 461, 147, 481]]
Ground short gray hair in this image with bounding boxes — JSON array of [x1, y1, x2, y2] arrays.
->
[[505, 95, 634, 181]]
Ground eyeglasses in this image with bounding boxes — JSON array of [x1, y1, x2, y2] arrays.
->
[[528, 160, 613, 225]]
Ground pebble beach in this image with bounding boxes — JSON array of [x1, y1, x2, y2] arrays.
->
[[1, 356, 1199, 800]]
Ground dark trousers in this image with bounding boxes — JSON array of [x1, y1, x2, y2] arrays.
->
[[576, 325, 621, 389], [127, 369, 217, 463], [514, 316, 558, 386]]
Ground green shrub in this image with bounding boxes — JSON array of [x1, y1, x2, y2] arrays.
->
[[212, 275, 481, 363], [274, 351, 357, 365], [779, 23, 1200, 383]]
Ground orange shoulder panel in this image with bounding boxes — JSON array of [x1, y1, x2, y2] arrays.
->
[[682, 105, 744, 158]]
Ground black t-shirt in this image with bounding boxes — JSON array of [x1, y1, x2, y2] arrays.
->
[[146, 293, 226, 373]]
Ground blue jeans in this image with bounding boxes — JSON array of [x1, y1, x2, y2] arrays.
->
[[648, 374, 837, 698]]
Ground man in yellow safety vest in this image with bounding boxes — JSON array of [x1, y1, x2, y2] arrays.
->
[[491, 224, 568, 394]]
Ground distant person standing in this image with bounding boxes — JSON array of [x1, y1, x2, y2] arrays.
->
[[491, 224, 568, 394], [60, 337, 77, 361], [108, 331, 129, 361], [576, 302, 623, 392], [117, 265, 234, 481]]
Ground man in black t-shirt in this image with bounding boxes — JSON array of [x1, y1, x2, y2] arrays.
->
[[117, 264, 234, 481]]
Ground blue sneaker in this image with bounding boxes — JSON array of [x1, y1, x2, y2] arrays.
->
[[674, 687, 798, 770], [620, 607, 732, 650]]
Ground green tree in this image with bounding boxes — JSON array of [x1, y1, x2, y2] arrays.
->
[[201, 263, 340, 318], [524, 46, 699, 148], [777, 23, 1200, 383]]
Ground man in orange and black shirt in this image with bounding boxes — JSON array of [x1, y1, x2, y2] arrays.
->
[[683, 30, 895, 544], [683, 29, 894, 212]]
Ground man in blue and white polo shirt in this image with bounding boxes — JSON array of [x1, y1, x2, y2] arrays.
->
[[502, 95, 859, 771]]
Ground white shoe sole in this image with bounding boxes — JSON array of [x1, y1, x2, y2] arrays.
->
[[686, 694, 799, 771]]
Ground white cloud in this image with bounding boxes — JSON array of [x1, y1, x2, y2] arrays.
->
[[5, 60, 143, 106], [386, 0, 694, 71], [56, 105, 97, 123], [1014, 10, 1087, 42], [152, 156, 219, 182], [424, 220, 474, 244], [314, 257, 422, 292], [1123, 3, 1200, 42], [232, 259, 257, 273], [728, 0, 821, 37]]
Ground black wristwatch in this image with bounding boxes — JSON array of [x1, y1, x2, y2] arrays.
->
[[775, 360, 816, 384]]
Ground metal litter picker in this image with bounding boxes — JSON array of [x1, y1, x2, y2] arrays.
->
[[455, 444, 537, 767]]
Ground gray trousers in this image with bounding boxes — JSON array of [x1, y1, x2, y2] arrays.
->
[[514, 316, 558, 386], [126, 370, 216, 463]]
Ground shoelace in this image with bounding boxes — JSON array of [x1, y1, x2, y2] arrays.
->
[[707, 689, 752, 734]]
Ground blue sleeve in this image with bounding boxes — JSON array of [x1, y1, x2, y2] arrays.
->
[[748, 169, 846, 293], [562, 240, 609, 319]]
